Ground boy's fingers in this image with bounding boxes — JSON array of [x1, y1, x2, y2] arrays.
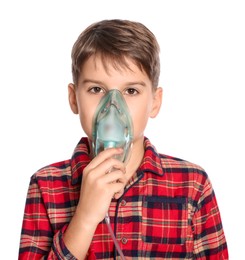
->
[[114, 191, 124, 200], [85, 155, 125, 179], [109, 182, 126, 199], [88, 148, 123, 168], [85, 161, 125, 180], [103, 170, 127, 184]]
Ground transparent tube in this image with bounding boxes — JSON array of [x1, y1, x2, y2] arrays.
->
[[105, 213, 126, 260]]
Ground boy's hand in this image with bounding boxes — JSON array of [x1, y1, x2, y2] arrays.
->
[[75, 147, 127, 227]]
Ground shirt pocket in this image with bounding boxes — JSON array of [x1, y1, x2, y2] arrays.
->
[[141, 196, 188, 245]]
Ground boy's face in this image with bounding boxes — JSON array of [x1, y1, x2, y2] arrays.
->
[[68, 55, 162, 148]]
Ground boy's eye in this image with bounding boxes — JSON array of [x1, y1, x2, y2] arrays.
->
[[125, 88, 139, 95], [89, 86, 104, 94]]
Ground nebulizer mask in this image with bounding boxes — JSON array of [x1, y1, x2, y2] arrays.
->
[[92, 89, 133, 162], [92, 89, 133, 259]]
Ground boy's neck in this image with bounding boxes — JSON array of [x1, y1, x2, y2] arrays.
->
[[125, 137, 145, 181]]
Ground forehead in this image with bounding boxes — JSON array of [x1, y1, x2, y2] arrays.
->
[[82, 54, 146, 77], [78, 55, 152, 88]]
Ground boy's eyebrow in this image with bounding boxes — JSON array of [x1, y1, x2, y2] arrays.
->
[[81, 79, 147, 87], [81, 79, 104, 85], [125, 81, 147, 87]]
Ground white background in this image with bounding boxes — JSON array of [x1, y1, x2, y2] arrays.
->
[[0, 0, 244, 259]]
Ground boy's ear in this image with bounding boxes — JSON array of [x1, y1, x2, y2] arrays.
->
[[150, 87, 163, 118], [68, 83, 78, 114]]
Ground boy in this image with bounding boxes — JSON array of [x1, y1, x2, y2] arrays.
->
[[19, 19, 228, 259]]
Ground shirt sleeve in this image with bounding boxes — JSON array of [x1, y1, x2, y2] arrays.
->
[[192, 177, 228, 259], [18, 175, 77, 260]]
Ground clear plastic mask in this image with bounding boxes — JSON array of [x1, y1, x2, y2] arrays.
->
[[92, 89, 133, 162]]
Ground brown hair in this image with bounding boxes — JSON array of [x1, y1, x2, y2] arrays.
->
[[71, 19, 160, 88]]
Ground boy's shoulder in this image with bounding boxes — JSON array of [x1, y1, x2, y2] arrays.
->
[[156, 152, 208, 181], [144, 137, 208, 181], [159, 153, 205, 173], [31, 159, 72, 181]]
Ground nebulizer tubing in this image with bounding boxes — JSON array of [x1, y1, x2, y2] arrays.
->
[[92, 89, 133, 259], [104, 213, 126, 260]]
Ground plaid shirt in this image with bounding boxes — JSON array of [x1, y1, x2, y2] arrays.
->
[[19, 137, 228, 259]]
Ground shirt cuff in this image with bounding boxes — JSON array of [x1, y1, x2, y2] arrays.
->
[[52, 225, 77, 260]]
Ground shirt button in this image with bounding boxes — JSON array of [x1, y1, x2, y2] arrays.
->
[[121, 200, 126, 206], [121, 237, 128, 244]]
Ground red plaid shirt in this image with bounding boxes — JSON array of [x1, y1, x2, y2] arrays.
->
[[19, 137, 228, 259]]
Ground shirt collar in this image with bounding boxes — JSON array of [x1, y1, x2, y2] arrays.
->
[[71, 137, 92, 185], [71, 137, 164, 185], [138, 137, 164, 176]]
